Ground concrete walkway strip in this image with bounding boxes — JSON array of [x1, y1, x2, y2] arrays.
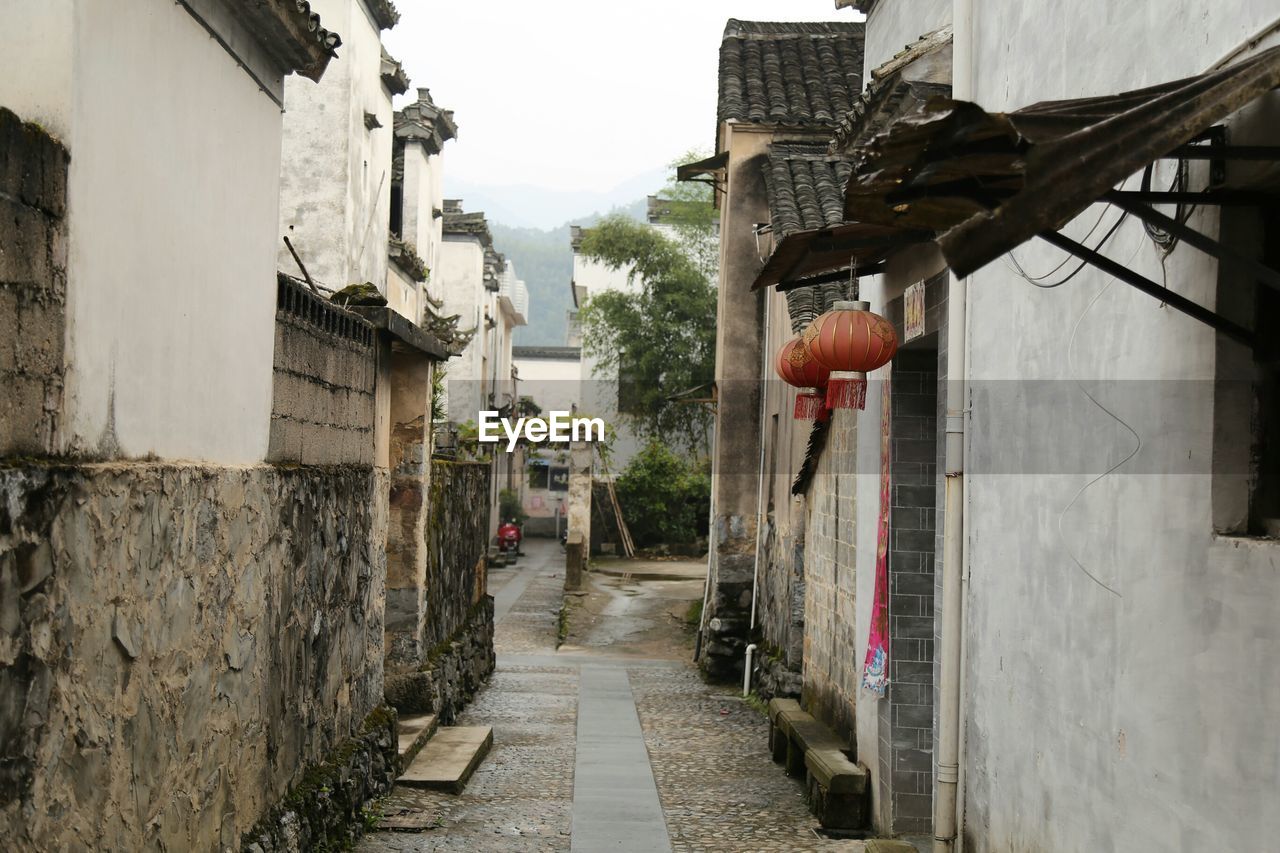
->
[[492, 560, 543, 625], [571, 665, 672, 853]]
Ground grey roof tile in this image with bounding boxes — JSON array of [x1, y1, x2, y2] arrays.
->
[[718, 20, 864, 128], [762, 143, 854, 237]]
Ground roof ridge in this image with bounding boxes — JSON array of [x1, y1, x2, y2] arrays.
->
[[725, 19, 865, 38]]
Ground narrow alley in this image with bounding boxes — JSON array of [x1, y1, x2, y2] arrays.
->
[[7, 2, 1280, 851], [360, 540, 899, 852]]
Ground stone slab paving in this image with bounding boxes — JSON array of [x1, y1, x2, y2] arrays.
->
[[630, 666, 864, 853], [359, 543, 877, 852]]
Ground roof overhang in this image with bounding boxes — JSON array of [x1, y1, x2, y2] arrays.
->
[[834, 45, 1280, 345], [677, 151, 729, 182], [246, 0, 342, 82], [752, 222, 929, 290], [349, 306, 448, 360]]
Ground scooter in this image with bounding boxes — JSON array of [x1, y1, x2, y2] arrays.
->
[[497, 522, 521, 566]]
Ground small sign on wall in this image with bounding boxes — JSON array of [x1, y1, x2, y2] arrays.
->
[[904, 280, 926, 342]]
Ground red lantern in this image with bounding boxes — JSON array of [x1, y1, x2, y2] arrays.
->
[[803, 300, 898, 410], [775, 337, 831, 421]]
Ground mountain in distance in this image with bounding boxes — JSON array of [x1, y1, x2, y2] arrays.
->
[[493, 197, 647, 347], [449, 166, 665, 231]]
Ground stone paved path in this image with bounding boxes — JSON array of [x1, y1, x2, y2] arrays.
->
[[358, 540, 871, 852]]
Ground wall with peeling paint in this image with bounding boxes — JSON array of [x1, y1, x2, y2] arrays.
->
[[0, 463, 389, 851]]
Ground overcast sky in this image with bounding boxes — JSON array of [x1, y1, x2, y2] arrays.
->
[[382, 1, 862, 195]]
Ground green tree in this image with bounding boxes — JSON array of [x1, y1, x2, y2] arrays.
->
[[577, 153, 718, 451], [614, 442, 711, 547]]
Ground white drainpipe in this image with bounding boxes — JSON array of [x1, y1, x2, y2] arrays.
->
[[935, 0, 973, 851], [743, 643, 758, 697], [748, 277, 772, 635]]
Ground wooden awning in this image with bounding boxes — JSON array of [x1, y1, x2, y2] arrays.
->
[[842, 45, 1280, 277], [751, 221, 928, 291]]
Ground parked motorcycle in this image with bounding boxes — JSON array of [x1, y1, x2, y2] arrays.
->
[[497, 519, 522, 566]]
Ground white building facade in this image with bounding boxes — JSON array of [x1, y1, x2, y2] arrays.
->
[[842, 2, 1280, 848]]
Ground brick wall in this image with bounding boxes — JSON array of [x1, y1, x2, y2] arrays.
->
[[0, 108, 68, 456], [801, 408, 859, 742], [871, 272, 948, 833], [267, 275, 377, 465], [877, 345, 940, 832]]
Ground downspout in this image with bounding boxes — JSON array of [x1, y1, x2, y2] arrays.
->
[[748, 279, 772, 637], [934, 0, 972, 851], [694, 421, 717, 662]]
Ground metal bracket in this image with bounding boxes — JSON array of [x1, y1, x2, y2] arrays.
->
[[1038, 229, 1254, 347], [1103, 190, 1280, 296]]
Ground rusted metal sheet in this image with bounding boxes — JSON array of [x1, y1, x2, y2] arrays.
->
[[838, 45, 1280, 277]]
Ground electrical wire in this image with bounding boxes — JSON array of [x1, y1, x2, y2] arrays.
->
[[1054, 235, 1149, 599], [1009, 210, 1130, 289], [1003, 176, 1134, 289]]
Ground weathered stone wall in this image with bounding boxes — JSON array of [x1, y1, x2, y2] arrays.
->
[[240, 706, 398, 853], [0, 462, 390, 852], [802, 409, 859, 744], [384, 457, 494, 721], [267, 275, 377, 466], [383, 599, 495, 724], [753, 509, 806, 700], [0, 107, 67, 456], [423, 459, 490, 648]]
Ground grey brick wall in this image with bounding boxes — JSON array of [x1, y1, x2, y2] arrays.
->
[[802, 408, 859, 742], [0, 107, 68, 456], [875, 271, 948, 834], [267, 276, 377, 465], [878, 346, 940, 833]]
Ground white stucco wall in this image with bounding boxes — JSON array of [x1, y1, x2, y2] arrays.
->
[[847, 6, 1280, 845], [401, 144, 445, 297], [0, 0, 73, 139], [439, 234, 489, 423], [513, 356, 582, 416], [1, 0, 290, 462], [941, 5, 1280, 850], [279, 0, 393, 292], [864, 0, 951, 72], [574, 249, 646, 471]]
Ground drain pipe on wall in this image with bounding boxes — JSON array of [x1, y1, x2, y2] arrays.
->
[[934, 0, 973, 851], [746, 264, 773, 681]]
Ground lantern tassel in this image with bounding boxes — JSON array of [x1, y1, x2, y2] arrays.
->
[[826, 370, 867, 410], [794, 391, 827, 420]]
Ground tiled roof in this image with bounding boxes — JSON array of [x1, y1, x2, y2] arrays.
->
[[367, 0, 400, 30], [513, 346, 581, 361], [442, 200, 494, 250], [232, 0, 342, 83], [381, 48, 409, 95], [717, 19, 865, 127], [762, 143, 853, 237], [395, 88, 457, 155]]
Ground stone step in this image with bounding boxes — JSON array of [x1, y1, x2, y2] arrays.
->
[[397, 725, 493, 794], [806, 747, 868, 795], [866, 841, 919, 853], [766, 699, 871, 831], [396, 713, 439, 768]]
